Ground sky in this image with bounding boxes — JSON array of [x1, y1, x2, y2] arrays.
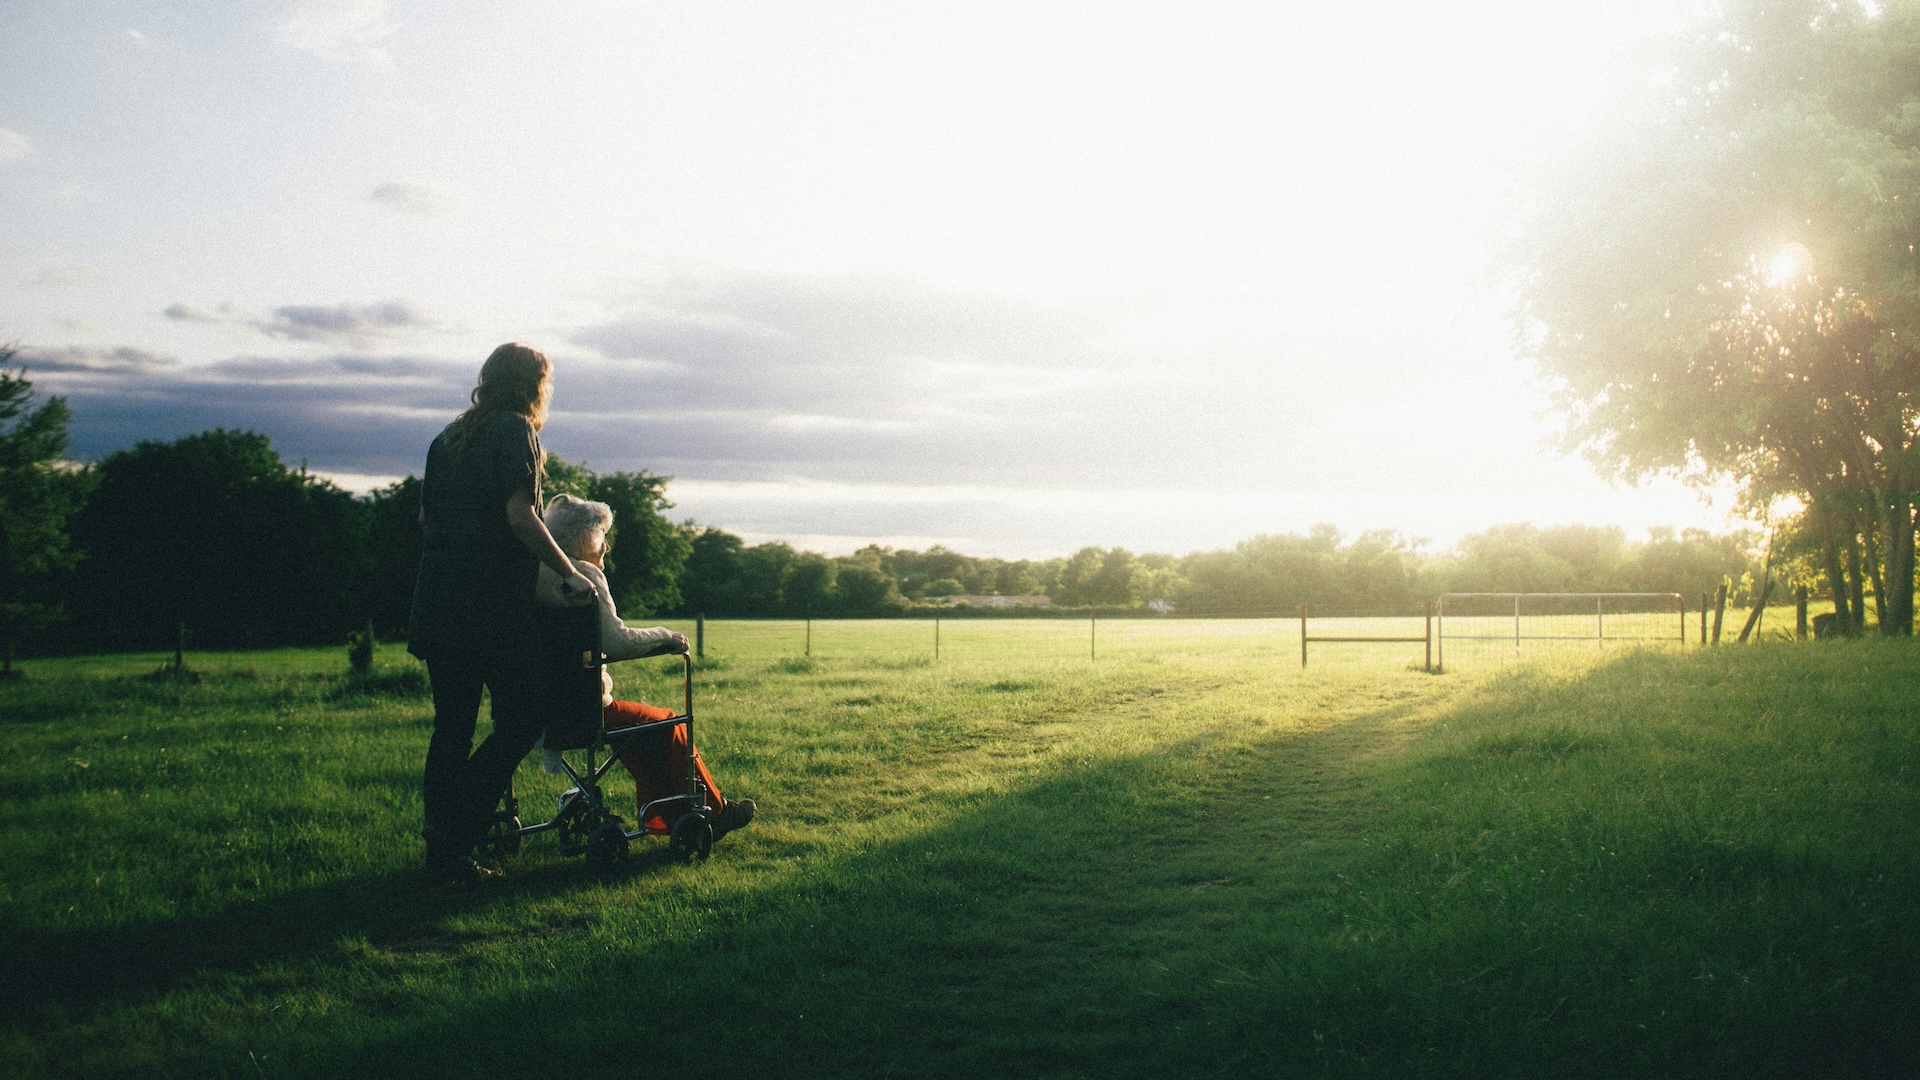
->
[[0, 0, 1738, 558]]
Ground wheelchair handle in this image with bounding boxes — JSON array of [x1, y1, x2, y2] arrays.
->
[[681, 650, 693, 719]]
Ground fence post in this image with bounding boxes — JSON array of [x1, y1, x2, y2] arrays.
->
[[1795, 586, 1809, 640], [1299, 603, 1308, 668], [175, 622, 187, 674], [805, 616, 811, 658], [1711, 583, 1728, 644], [1737, 578, 1774, 643], [1700, 592, 1709, 644], [1514, 595, 1521, 649], [1597, 595, 1604, 643], [1424, 601, 1433, 673], [695, 614, 705, 659]]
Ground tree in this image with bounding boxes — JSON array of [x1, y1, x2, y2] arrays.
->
[[0, 356, 92, 671], [785, 551, 835, 614], [589, 470, 690, 617], [362, 477, 422, 637], [1050, 547, 1106, 606], [67, 430, 365, 650], [678, 526, 748, 615], [831, 558, 905, 615], [540, 455, 692, 616], [1508, 0, 1920, 632], [736, 542, 800, 614]]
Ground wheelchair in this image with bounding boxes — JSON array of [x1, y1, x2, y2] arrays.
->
[[478, 601, 714, 872]]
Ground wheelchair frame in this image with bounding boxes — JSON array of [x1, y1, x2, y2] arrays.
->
[[481, 630, 713, 871]]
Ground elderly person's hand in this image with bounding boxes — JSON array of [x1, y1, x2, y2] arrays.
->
[[662, 631, 691, 655]]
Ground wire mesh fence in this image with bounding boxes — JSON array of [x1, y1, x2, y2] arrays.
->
[[623, 595, 1722, 680], [646, 614, 1441, 671], [1434, 593, 1689, 670]]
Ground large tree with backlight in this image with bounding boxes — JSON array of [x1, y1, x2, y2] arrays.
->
[[1508, 0, 1920, 633]]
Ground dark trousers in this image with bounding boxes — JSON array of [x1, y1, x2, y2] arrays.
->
[[423, 653, 544, 856]]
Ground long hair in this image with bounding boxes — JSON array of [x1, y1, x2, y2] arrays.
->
[[444, 343, 552, 463]]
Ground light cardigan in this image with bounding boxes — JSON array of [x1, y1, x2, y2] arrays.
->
[[533, 560, 679, 706]]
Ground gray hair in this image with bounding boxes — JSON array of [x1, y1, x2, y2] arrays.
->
[[543, 494, 613, 559]]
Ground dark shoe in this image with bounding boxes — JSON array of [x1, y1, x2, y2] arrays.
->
[[422, 823, 499, 884], [713, 798, 755, 840], [427, 854, 503, 885]]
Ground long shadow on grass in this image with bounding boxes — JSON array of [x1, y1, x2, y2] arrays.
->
[[265, 649, 1920, 1079], [0, 823, 695, 1036], [0, 672, 1412, 1062], [15, 648, 1920, 1078]]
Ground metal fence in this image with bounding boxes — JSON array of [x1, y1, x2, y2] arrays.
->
[[1435, 592, 1687, 670], [648, 597, 1693, 672]]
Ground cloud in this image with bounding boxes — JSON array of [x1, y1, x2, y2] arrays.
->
[[20, 264, 102, 289], [162, 302, 230, 323], [27, 351, 472, 476], [555, 266, 1322, 489], [277, 0, 394, 68], [569, 270, 1130, 417], [21, 268, 1391, 533], [253, 300, 431, 342], [0, 128, 30, 162], [14, 346, 176, 374], [162, 296, 433, 341], [122, 28, 149, 47], [368, 181, 468, 216]]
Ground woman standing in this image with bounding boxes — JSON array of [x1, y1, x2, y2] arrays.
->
[[407, 343, 594, 883]]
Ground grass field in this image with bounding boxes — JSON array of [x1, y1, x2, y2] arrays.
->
[[2, 620, 1916, 1077]]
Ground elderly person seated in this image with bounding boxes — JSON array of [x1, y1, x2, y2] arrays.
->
[[534, 493, 755, 840]]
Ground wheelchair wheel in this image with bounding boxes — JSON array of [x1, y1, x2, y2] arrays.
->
[[669, 812, 712, 862], [585, 821, 628, 873], [479, 814, 522, 857]]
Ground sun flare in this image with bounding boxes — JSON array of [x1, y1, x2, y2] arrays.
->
[[1767, 241, 1812, 287]]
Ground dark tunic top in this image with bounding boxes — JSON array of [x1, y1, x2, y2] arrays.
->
[[406, 413, 543, 662]]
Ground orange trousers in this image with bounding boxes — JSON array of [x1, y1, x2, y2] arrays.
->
[[602, 699, 726, 834]]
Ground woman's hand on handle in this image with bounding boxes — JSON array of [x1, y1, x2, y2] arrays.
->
[[556, 568, 597, 602]]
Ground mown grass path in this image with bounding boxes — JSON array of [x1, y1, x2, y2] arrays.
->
[[2, 627, 1915, 1077]]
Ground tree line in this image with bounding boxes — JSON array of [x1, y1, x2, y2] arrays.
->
[[4, 358, 1787, 661]]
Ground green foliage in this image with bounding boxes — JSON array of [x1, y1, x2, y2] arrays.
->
[[1051, 546, 1139, 606], [588, 469, 689, 617], [784, 551, 836, 613], [539, 453, 594, 500], [830, 560, 905, 615], [668, 523, 1764, 618], [1177, 526, 1422, 614], [0, 405, 1781, 651], [540, 455, 690, 617], [677, 525, 750, 615], [360, 477, 421, 637], [64, 430, 367, 651], [921, 577, 964, 597], [345, 622, 375, 674], [1508, 0, 1920, 632], [0, 357, 92, 662]]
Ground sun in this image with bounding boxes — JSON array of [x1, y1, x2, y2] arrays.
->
[[1766, 242, 1812, 287]]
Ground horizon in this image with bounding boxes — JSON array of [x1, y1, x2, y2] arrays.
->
[[0, 0, 1738, 559]]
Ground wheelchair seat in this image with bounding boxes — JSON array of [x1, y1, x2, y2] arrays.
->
[[533, 600, 605, 751]]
